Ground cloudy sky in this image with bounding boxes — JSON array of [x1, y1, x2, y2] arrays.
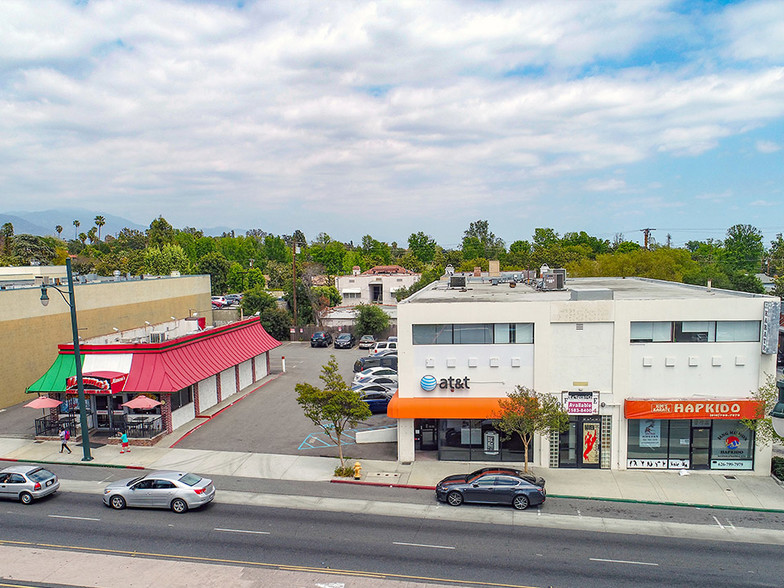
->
[[2, 0, 783, 248]]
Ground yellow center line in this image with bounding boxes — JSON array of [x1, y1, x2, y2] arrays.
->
[[0, 539, 539, 588]]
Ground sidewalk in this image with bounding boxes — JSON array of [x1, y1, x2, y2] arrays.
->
[[2, 436, 783, 512]]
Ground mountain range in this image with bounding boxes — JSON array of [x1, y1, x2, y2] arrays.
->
[[0, 209, 240, 239]]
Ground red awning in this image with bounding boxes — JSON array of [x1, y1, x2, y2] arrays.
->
[[66, 371, 128, 395], [124, 318, 280, 393], [387, 392, 504, 419], [624, 399, 763, 420]]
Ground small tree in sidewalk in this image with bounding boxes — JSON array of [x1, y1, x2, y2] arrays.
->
[[493, 386, 569, 472], [741, 374, 784, 444], [295, 355, 371, 474]]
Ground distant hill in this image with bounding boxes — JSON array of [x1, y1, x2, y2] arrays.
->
[[1, 209, 146, 238]]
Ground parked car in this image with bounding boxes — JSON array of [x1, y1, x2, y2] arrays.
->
[[310, 331, 333, 347], [103, 470, 215, 513], [353, 354, 397, 373], [465, 467, 545, 489], [370, 341, 397, 355], [358, 390, 392, 414], [387, 336, 398, 342], [353, 375, 397, 388], [334, 333, 357, 349], [353, 367, 398, 381], [211, 296, 227, 308], [435, 470, 546, 510], [352, 382, 396, 394], [0, 465, 60, 504], [358, 335, 376, 349], [225, 294, 243, 306]]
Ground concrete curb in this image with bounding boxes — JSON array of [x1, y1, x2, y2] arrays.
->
[[0, 457, 145, 470], [332, 478, 784, 514]]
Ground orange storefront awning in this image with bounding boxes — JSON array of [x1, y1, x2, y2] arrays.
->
[[624, 399, 763, 420], [387, 392, 504, 419]]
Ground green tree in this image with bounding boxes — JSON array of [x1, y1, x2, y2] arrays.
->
[[55, 225, 63, 238], [94, 215, 106, 240], [114, 228, 147, 251], [72, 219, 80, 240], [493, 386, 569, 472], [767, 234, 784, 276], [772, 276, 784, 298], [721, 224, 764, 273], [87, 227, 98, 244], [354, 304, 389, 336], [312, 285, 342, 308], [741, 375, 784, 444], [408, 232, 437, 263], [1, 222, 14, 256], [12, 234, 56, 265], [197, 251, 231, 295], [241, 286, 278, 316], [260, 307, 291, 341], [295, 356, 372, 469], [147, 216, 176, 248], [142, 244, 191, 275], [462, 220, 505, 260]]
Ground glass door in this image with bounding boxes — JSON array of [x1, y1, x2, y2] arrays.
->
[[559, 420, 578, 467], [691, 426, 711, 469], [580, 418, 601, 468]]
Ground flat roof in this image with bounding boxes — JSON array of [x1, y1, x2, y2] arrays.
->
[[403, 276, 777, 304]]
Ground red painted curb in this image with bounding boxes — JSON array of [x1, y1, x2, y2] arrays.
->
[[169, 372, 284, 448], [331, 479, 436, 491]]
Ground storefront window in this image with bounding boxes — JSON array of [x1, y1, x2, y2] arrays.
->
[[627, 419, 669, 464], [412, 324, 453, 344], [674, 321, 715, 342], [667, 420, 690, 463], [715, 321, 760, 342], [630, 322, 672, 342], [710, 420, 754, 470], [438, 419, 528, 462], [453, 324, 493, 344], [494, 323, 534, 344]]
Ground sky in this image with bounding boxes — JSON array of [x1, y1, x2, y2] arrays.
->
[[1, 0, 783, 249]]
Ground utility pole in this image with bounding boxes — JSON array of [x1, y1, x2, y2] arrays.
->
[[292, 242, 298, 338], [640, 228, 655, 250]]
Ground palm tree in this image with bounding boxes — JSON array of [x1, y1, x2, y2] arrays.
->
[[73, 220, 80, 240], [87, 227, 98, 244], [55, 225, 63, 238], [78, 232, 87, 245], [94, 215, 106, 240]]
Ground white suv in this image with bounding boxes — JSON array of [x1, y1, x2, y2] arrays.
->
[[370, 341, 397, 355]]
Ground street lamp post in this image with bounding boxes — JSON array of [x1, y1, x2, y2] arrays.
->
[[40, 257, 93, 461]]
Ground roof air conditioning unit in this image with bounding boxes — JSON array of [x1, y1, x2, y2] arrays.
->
[[449, 276, 466, 289], [149, 332, 166, 344]]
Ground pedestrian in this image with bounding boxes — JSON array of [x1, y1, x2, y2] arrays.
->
[[59, 427, 72, 454], [120, 431, 130, 454]]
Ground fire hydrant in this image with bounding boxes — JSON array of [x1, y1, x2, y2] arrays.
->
[[353, 461, 362, 480]]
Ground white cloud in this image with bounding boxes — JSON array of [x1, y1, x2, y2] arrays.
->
[[756, 140, 781, 153], [0, 0, 782, 243]]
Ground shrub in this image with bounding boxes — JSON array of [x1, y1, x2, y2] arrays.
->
[[771, 456, 784, 481], [334, 465, 354, 478]]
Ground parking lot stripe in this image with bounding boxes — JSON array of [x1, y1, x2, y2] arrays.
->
[[393, 542, 455, 550], [214, 528, 271, 535], [48, 514, 100, 521]]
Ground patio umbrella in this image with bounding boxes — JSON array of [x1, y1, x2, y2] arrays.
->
[[25, 397, 63, 409], [122, 396, 162, 410]]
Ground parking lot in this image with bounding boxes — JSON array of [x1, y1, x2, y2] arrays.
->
[[173, 341, 398, 461]]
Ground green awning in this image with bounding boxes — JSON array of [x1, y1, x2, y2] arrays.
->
[[26, 354, 83, 394]]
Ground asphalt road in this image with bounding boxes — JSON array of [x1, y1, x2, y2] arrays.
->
[[2, 489, 782, 588], [175, 341, 399, 460]]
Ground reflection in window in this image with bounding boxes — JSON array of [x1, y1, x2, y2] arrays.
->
[[453, 324, 493, 344], [715, 321, 760, 342], [630, 322, 672, 342]]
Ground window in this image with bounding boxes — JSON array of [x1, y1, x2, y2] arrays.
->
[[453, 324, 493, 344], [344, 291, 361, 299], [153, 480, 176, 489], [630, 321, 760, 343], [413, 323, 534, 345], [630, 322, 672, 342], [715, 321, 759, 342], [170, 387, 193, 411]]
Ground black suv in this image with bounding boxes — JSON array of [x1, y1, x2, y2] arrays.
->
[[334, 333, 356, 349], [353, 354, 397, 373], [310, 331, 333, 347]]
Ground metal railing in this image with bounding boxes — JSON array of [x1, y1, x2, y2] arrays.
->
[[34, 415, 78, 438], [116, 416, 164, 439]]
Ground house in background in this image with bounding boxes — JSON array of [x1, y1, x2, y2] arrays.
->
[[335, 265, 420, 306]]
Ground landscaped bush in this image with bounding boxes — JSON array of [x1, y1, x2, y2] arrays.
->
[[771, 456, 784, 481], [334, 465, 354, 477]]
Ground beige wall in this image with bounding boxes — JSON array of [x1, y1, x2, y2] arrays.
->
[[0, 275, 212, 409]]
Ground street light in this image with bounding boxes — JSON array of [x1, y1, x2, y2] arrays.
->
[[771, 380, 784, 438], [39, 257, 93, 461]]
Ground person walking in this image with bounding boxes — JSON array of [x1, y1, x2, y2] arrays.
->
[[59, 427, 72, 454], [120, 431, 130, 454]]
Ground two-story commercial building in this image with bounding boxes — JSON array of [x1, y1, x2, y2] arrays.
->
[[335, 265, 420, 306], [390, 276, 779, 475]]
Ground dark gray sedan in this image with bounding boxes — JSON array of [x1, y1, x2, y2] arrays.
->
[[436, 470, 546, 510], [0, 465, 60, 504], [103, 470, 215, 513]]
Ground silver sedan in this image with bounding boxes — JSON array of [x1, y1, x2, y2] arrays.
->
[[0, 465, 60, 504], [103, 470, 215, 513]]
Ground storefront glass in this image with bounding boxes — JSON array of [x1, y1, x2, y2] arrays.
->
[[711, 420, 754, 470], [438, 419, 527, 462]]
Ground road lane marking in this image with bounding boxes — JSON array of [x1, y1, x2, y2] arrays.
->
[[713, 516, 725, 529], [590, 558, 658, 566], [393, 542, 455, 550], [727, 519, 735, 529], [48, 515, 100, 521], [214, 528, 270, 535]]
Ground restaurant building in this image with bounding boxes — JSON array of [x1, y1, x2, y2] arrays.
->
[[27, 316, 280, 442], [390, 275, 779, 474]]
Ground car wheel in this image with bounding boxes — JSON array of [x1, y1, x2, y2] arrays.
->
[[110, 495, 126, 510], [19, 491, 33, 505], [513, 494, 529, 510], [446, 491, 463, 507], [171, 498, 188, 513]]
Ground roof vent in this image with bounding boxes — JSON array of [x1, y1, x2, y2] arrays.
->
[[449, 276, 466, 289]]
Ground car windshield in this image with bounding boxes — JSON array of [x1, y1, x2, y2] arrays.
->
[[179, 473, 202, 486], [337, 334, 350, 339], [26, 468, 54, 482], [126, 476, 145, 486]]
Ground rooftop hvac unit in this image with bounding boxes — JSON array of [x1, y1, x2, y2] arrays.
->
[[542, 270, 566, 290], [449, 276, 466, 289], [149, 332, 167, 344]]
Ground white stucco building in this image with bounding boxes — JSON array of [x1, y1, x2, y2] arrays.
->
[[390, 276, 780, 475], [335, 265, 420, 306]]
